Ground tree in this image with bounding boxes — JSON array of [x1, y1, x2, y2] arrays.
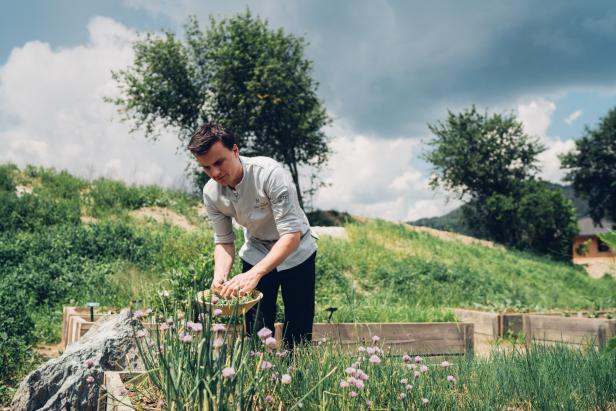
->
[[109, 11, 330, 207], [423, 106, 545, 199], [463, 181, 578, 258], [423, 106, 578, 259], [561, 107, 616, 224]]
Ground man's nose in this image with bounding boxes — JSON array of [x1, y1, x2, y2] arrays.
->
[[211, 167, 221, 177]]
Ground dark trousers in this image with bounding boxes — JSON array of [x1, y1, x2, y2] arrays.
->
[[244, 251, 316, 350]]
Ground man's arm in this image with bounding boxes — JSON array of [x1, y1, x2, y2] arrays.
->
[[212, 242, 235, 293], [219, 231, 300, 298]]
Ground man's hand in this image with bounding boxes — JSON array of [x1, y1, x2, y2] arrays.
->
[[211, 274, 226, 294], [219, 271, 261, 299]]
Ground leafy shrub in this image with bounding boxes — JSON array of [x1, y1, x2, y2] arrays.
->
[[0, 284, 34, 385], [0, 164, 17, 192], [0, 190, 81, 232]]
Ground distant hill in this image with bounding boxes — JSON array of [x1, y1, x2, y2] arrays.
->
[[410, 182, 589, 234]]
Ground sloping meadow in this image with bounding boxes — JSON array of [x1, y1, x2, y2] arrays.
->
[[1, 164, 615, 405]]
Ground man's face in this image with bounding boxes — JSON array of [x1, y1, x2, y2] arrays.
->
[[195, 141, 242, 187]]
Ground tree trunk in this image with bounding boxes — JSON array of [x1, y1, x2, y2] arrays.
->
[[288, 161, 304, 210]]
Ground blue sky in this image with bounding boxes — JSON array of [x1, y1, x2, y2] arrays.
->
[[1, 1, 616, 221]]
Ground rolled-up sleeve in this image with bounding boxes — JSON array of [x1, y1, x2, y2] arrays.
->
[[203, 192, 235, 244], [266, 167, 304, 236]]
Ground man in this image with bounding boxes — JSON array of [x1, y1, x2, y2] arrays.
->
[[188, 122, 317, 349]]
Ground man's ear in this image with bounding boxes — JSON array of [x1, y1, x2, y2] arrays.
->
[[232, 144, 240, 156]]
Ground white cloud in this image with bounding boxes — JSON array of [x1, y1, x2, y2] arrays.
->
[[537, 138, 576, 183], [308, 119, 457, 221], [516, 99, 577, 183], [0, 16, 190, 190], [564, 110, 582, 125], [517, 99, 556, 138]]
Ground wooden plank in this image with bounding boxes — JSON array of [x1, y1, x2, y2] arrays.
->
[[100, 371, 134, 411], [454, 309, 500, 337], [312, 323, 473, 355], [523, 315, 615, 348]]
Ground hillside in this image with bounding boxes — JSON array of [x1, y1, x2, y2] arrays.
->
[[411, 181, 590, 235], [2, 163, 615, 401]]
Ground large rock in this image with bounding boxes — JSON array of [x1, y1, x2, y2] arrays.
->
[[11, 309, 143, 411]]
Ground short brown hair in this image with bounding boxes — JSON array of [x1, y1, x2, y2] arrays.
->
[[187, 122, 235, 155]]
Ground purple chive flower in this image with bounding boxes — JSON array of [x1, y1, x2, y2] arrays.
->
[[345, 367, 357, 375], [369, 355, 381, 364], [358, 370, 369, 381], [222, 367, 235, 379], [414, 371, 421, 379], [353, 380, 365, 389], [159, 323, 169, 331], [422, 398, 429, 404], [211, 295, 219, 304], [358, 346, 366, 352], [366, 400, 373, 407], [276, 350, 289, 358], [265, 336, 277, 349], [213, 308, 223, 316], [406, 384, 413, 391], [84, 359, 95, 369], [132, 310, 145, 319], [281, 374, 292, 385], [372, 335, 380, 343], [447, 375, 456, 383], [408, 363, 417, 370], [136, 330, 147, 338], [366, 346, 376, 354], [180, 334, 193, 343], [441, 360, 450, 369], [189, 322, 203, 332], [350, 391, 358, 398], [261, 361, 273, 370], [420, 365, 428, 373], [402, 354, 411, 363], [212, 323, 226, 332], [415, 355, 422, 363], [86, 376, 95, 384], [265, 395, 273, 403], [257, 327, 272, 340], [400, 378, 408, 384], [399, 393, 406, 400], [340, 380, 350, 388]]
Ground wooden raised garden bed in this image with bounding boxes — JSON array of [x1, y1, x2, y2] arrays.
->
[[454, 308, 616, 348], [61, 306, 117, 350], [99, 371, 144, 411], [523, 314, 616, 348], [313, 322, 474, 355]]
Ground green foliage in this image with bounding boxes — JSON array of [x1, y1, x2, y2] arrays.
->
[[463, 180, 579, 259], [306, 209, 356, 227], [423, 106, 580, 258], [0, 164, 17, 192], [561, 107, 616, 223], [110, 11, 330, 206], [598, 231, 616, 252], [0, 284, 34, 386], [423, 105, 545, 199]]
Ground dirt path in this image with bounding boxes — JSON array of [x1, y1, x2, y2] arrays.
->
[[129, 207, 197, 232], [404, 224, 502, 249]]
